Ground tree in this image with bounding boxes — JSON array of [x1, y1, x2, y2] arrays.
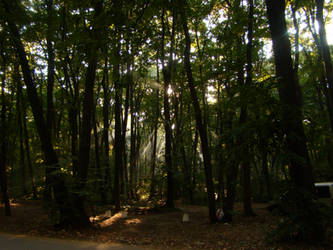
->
[[1, 0, 73, 226], [265, 0, 313, 191], [316, 0, 333, 134], [180, 0, 216, 223], [0, 46, 11, 216], [73, 0, 104, 226], [161, 4, 175, 208]]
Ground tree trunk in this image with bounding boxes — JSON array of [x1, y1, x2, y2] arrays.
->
[[129, 83, 136, 199], [150, 62, 160, 199], [73, 1, 104, 226], [121, 69, 131, 198], [191, 129, 199, 203], [316, 0, 333, 134], [241, 0, 255, 217], [181, 1, 216, 223], [265, 0, 313, 191], [291, 1, 300, 75], [17, 77, 27, 195], [261, 149, 272, 200], [44, 0, 56, 200], [113, 40, 122, 211], [46, 0, 56, 134], [14, 63, 38, 199], [23, 102, 37, 199], [0, 53, 11, 216], [2, 0, 73, 225], [60, 5, 80, 177], [161, 7, 175, 208], [93, 97, 102, 198], [102, 57, 111, 202]]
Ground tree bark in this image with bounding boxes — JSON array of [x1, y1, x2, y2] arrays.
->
[[14, 63, 37, 199], [161, 7, 175, 208], [46, 0, 56, 134], [149, 61, 160, 199], [113, 39, 122, 211], [74, 1, 104, 225], [2, 0, 73, 225], [0, 51, 11, 216], [181, 1, 216, 222], [265, 0, 313, 191], [241, 0, 255, 217], [129, 82, 136, 199], [316, 0, 333, 134], [102, 56, 111, 202], [17, 76, 27, 195]]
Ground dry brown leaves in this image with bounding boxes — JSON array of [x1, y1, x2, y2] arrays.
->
[[0, 201, 329, 249]]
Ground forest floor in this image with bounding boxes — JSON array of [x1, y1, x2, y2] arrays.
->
[[0, 200, 331, 249]]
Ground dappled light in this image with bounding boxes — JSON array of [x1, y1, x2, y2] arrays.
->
[[98, 212, 124, 228]]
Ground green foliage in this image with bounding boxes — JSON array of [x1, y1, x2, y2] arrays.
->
[[266, 185, 332, 245]]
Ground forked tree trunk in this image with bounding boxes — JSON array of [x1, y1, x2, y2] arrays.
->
[[73, 1, 104, 226]]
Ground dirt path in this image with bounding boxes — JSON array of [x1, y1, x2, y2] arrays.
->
[[0, 232, 145, 250]]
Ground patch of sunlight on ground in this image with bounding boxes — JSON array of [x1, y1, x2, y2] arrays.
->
[[97, 212, 123, 227], [94, 211, 141, 228], [0, 201, 22, 207], [124, 218, 141, 225]]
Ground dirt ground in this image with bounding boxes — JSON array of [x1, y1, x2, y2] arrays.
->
[[0, 201, 330, 249]]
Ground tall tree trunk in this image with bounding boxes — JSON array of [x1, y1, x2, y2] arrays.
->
[[0, 51, 11, 216], [304, 9, 333, 168], [316, 0, 333, 134], [261, 148, 272, 200], [15, 63, 37, 199], [291, 1, 300, 75], [45, 0, 56, 198], [102, 56, 111, 202], [149, 62, 160, 199], [93, 96, 102, 198], [2, 0, 74, 225], [44, 0, 56, 201], [181, 1, 216, 222], [241, 0, 255, 217], [23, 103, 37, 199], [121, 71, 130, 198], [265, 0, 313, 191], [46, 0, 55, 134], [191, 129, 199, 202], [161, 7, 175, 208], [113, 39, 122, 211], [129, 83, 136, 199], [17, 78, 27, 195], [60, 4, 80, 177], [74, 1, 104, 226]]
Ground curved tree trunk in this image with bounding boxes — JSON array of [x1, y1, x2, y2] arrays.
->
[[2, 0, 72, 225], [181, 1, 216, 223]]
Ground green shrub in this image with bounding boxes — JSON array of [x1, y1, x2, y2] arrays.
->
[[266, 185, 332, 245]]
